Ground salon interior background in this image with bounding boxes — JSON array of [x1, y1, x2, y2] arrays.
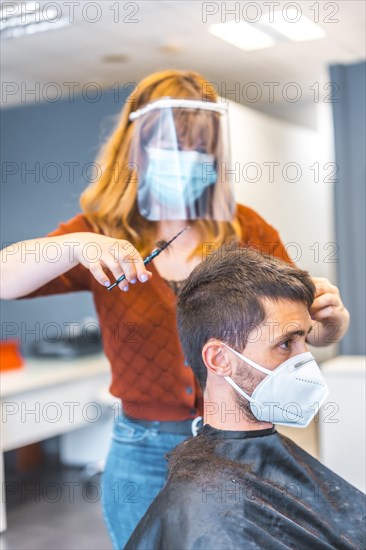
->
[[1, 0, 365, 357], [0, 3, 365, 545]]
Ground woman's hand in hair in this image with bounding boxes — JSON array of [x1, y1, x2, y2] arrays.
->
[[306, 277, 350, 346], [75, 232, 152, 291]]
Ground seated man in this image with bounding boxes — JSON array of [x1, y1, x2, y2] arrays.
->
[[126, 244, 365, 550]]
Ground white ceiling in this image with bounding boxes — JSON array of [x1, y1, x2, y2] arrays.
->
[[1, 0, 365, 121]]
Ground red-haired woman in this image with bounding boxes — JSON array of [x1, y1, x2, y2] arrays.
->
[[1, 70, 349, 549]]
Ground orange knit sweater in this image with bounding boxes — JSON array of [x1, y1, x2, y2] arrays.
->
[[18, 204, 293, 420]]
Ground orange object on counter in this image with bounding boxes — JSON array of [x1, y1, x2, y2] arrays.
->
[[0, 340, 24, 371]]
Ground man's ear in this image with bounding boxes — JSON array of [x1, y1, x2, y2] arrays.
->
[[202, 339, 232, 378]]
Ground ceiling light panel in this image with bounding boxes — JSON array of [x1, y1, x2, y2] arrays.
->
[[260, 9, 326, 42], [209, 21, 275, 51], [0, 0, 71, 39]]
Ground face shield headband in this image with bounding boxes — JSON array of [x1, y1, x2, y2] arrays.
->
[[128, 98, 235, 222]]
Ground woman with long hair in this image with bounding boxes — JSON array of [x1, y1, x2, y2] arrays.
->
[[0, 69, 349, 548]]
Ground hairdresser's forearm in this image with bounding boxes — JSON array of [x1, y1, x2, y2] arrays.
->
[[0, 233, 86, 299]]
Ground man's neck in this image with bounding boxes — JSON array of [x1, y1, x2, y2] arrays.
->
[[203, 387, 273, 432]]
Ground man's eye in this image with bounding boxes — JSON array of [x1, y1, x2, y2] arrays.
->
[[280, 340, 291, 350]]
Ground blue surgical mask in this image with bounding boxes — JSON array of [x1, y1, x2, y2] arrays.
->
[[144, 147, 217, 208]]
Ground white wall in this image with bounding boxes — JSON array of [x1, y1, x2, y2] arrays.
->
[[319, 356, 366, 492], [229, 99, 336, 280]]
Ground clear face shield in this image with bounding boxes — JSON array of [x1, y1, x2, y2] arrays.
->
[[128, 98, 235, 221]]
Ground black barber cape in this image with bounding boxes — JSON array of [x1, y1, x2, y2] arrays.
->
[[126, 424, 365, 550]]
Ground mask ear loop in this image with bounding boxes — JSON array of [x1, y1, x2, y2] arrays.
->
[[221, 342, 274, 376], [221, 342, 274, 404], [224, 375, 255, 402]]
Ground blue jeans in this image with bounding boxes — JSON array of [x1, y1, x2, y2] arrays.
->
[[101, 413, 189, 549]]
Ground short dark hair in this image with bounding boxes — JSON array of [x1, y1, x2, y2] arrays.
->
[[176, 243, 315, 391]]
